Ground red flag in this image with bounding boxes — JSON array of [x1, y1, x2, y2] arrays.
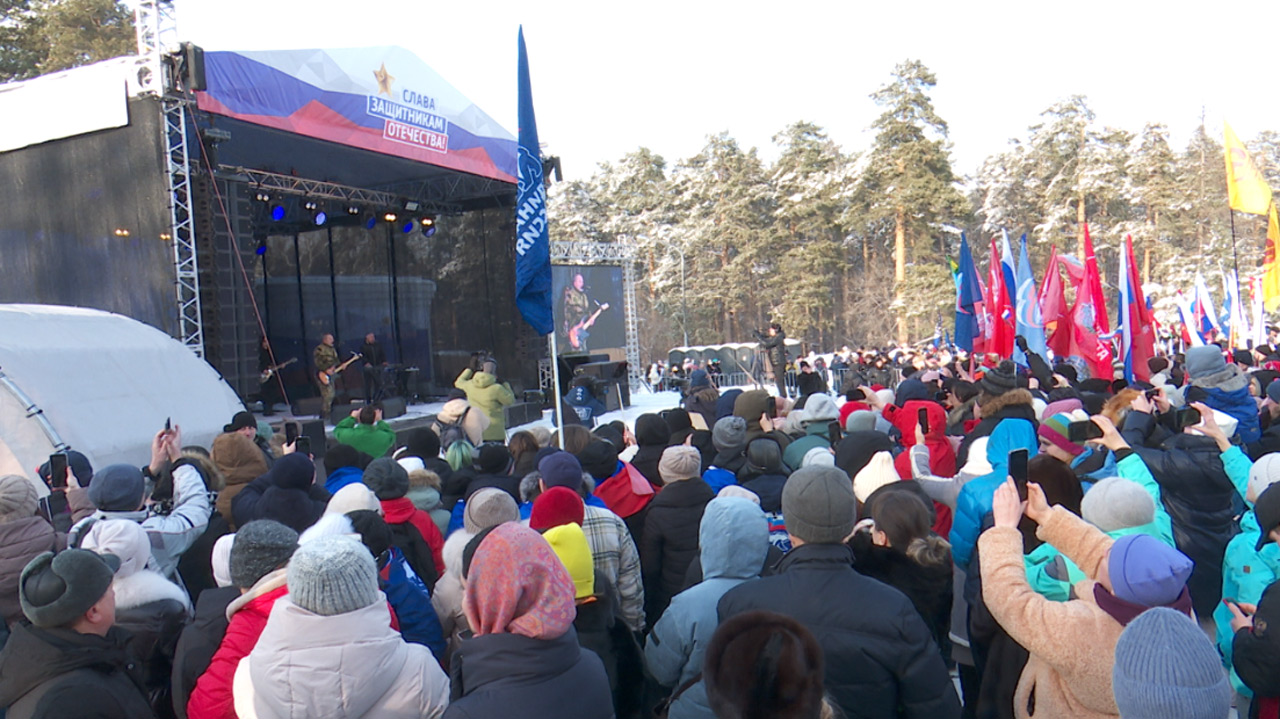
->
[[1039, 246, 1071, 357], [1121, 234, 1156, 382], [987, 238, 1015, 357], [1069, 224, 1114, 379]]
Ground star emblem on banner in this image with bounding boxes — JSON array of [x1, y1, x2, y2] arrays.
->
[[374, 63, 395, 96]]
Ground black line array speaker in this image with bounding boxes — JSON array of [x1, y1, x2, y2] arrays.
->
[[329, 402, 363, 426], [380, 396, 407, 419], [504, 402, 543, 429]]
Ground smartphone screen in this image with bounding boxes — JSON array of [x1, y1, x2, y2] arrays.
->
[[1178, 407, 1203, 429], [295, 436, 311, 456], [285, 422, 299, 445], [1067, 420, 1104, 444], [848, 388, 865, 401], [49, 453, 68, 489], [917, 408, 929, 435], [1009, 449, 1029, 501], [165, 417, 172, 432]]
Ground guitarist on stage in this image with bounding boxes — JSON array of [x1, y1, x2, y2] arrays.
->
[[561, 273, 590, 349], [314, 333, 339, 420], [257, 335, 289, 416]]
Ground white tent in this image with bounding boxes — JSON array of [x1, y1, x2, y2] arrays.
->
[[0, 305, 244, 495]]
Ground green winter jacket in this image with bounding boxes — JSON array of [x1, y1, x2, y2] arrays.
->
[[333, 417, 397, 458], [1023, 450, 1179, 601], [454, 369, 516, 442]]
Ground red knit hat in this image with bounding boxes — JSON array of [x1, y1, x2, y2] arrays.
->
[[530, 486, 585, 531]]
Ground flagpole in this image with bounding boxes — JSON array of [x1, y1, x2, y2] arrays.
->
[[1231, 210, 1243, 314], [549, 330, 565, 449]]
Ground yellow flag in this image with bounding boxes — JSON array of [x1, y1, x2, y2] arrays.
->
[[1225, 122, 1274, 216], [1267, 204, 1280, 311]]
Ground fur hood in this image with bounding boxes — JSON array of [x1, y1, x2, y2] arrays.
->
[[979, 388, 1034, 417], [113, 569, 191, 612], [177, 450, 225, 492], [1192, 362, 1250, 394]]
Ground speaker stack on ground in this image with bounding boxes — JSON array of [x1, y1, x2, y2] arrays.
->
[[574, 360, 630, 410], [504, 402, 544, 428]]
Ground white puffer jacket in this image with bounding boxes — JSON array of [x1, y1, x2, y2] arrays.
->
[[233, 595, 449, 719]]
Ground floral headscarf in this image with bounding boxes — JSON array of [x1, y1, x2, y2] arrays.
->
[[463, 522, 576, 640]]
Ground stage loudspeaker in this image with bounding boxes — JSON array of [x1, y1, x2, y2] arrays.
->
[[291, 397, 323, 418], [300, 420, 326, 459], [601, 383, 623, 413], [617, 377, 631, 408], [380, 396, 406, 419], [330, 402, 362, 426], [504, 402, 543, 429]]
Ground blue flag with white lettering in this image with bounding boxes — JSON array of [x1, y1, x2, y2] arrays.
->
[[514, 27, 553, 335]]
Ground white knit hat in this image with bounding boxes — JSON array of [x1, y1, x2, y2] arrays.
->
[[853, 451, 898, 502], [1248, 453, 1280, 504], [325, 483, 383, 517], [286, 534, 379, 616]]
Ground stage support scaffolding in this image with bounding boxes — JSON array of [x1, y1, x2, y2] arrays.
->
[[549, 241, 643, 390]]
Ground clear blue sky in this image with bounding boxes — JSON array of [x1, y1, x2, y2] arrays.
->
[[178, 0, 1278, 180]]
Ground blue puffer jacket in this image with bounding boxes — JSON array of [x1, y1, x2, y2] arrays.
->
[[950, 418, 1038, 570], [1201, 384, 1262, 444], [324, 465, 364, 494], [644, 498, 769, 719], [382, 546, 446, 661]]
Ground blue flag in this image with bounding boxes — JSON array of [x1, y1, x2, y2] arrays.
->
[[1013, 233, 1047, 366], [514, 27, 553, 336], [954, 234, 983, 352]]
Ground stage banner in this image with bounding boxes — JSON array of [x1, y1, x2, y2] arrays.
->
[[196, 47, 517, 183]]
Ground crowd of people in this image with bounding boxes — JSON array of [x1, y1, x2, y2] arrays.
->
[[5, 337, 1280, 718]]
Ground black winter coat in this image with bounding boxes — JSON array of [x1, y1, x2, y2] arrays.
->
[[114, 590, 187, 719], [170, 586, 237, 719], [1233, 579, 1280, 709], [464, 473, 521, 503], [739, 472, 788, 513], [0, 623, 157, 719], [640, 479, 714, 625], [1122, 410, 1243, 618], [718, 543, 960, 719], [444, 629, 613, 719], [847, 532, 953, 660], [630, 445, 666, 488]]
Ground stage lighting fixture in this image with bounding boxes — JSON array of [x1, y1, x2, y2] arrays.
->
[[113, 228, 130, 237], [401, 220, 415, 234], [255, 242, 267, 256], [313, 211, 327, 226], [270, 204, 286, 222], [403, 200, 421, 212], [364, 215, 377, 230], [346, 206, 360, 215], [254, 191, 270, 202], [302, 199, 317, 211], [420, 215, 435, 228], [383, 212, 398, 222], [423, 226, 437, 238]]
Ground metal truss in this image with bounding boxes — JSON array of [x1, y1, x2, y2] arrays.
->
[[223, 167, 462, 214], [377, 172, 515, 210], [166, 101, 204, 357], [131, 0, 177, 98], [550, 242, 643, 390]]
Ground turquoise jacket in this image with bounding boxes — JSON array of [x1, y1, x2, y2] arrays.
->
[[950, 419, 1038, 570], [1024, 451, 1175, 601], [1213, 446, 1277, 697]]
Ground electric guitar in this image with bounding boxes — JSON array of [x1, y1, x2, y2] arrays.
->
[[317, 353, 362, 386], [568, 303, 610, 350], [260, 357, 297, 383]]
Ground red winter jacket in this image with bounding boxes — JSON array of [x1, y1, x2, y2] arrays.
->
[[884, 400, 956, 536], [381, 497, 445, 575], [186, 571, 288, 719]]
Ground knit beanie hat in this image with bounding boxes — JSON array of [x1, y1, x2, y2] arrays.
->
[[843, 410, 878, 434], [257, 486, 318, 533], [1108, 534, 1193, 607], [543, 523, 594, 599], [287, 534, 379, 616], [397, 456, 425, 475], [578, 441, 619, 481], [1184, 345, 1226, 378], [1081, 477, 1156, 532], [704, 610, 826, 719], [1248, 453, 1280, 503], [362, 457, 409, 500], [1268, 379, 1280, 405], [853, 451, 898, 503], [1112, 607, 1231, 719], [20, 549, 118, 628], [0, 475, 37, 522], [980, 360, 1019, 396], [464, 487, 520, 534], [659, 446, 702, 483], [529, 486, 585, 531], [229, 519, 299, 589], [88, 464, 145, 512], [211, 534, 235, 588], [539, 451, 584, 491], [1038, 411, 1087, 457], [712, 416, 748, 454], [79, 519, 151, 579], [800, 394, 839, 424], [717, 485, 761, 504], [1042, 398, 1085, 419], [802, 447, 836, 468], [782, 466, 856, 544], [325, 483, 382, 517], [345, 509, 392, 560], [38, 450, 93, 490], [477, 444, 512, 475], [323, 443, 368, 474]]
